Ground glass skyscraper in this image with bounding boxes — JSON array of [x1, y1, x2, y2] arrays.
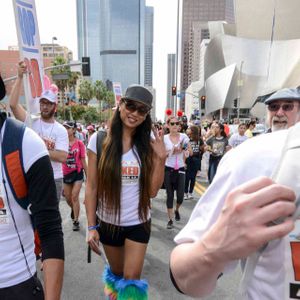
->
[[77, 0, 145, 90], [144, 6, 154, 87]]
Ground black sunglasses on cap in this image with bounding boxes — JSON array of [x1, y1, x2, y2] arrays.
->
[[267, 102, 295, 112], [122, 99, 150, 115]]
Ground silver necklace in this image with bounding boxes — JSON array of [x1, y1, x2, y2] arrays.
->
[[39, 118, 55, 139]]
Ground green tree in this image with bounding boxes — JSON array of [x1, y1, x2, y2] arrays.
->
[[70, 105, 86, 121], [94, 80, 109, 121], [50, 56, 71, 120], [93, 80, 107, 102], [103, 91, 115, 120], [83, 106, 99, 124], [51, 56, 70, 92], [68, 71, 80, 92], [78, 79, 94, 104]]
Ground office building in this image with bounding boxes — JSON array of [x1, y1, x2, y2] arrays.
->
[[166, 54, 176, 113], [145, 6, 154, 87], [77, 0, 145, 90], [177, 0, 235, 109]]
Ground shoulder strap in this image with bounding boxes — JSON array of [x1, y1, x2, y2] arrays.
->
[[96, 131, 107, 164], [2, 118, 29, 210]]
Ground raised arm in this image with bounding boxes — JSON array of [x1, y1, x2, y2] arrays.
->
[[149, 129, 167, 198], [170, 177, 296, 297], [9, 61, 27, 122]]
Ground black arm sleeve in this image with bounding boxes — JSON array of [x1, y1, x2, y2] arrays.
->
[[169, 266, 223, 295], [26, 155, 64, 261], [169, 267, 184, 294]]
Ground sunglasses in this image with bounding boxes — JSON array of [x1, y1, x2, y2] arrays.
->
[[169, 122, 180, 126], [267, 102, 295, 112], [123, 100, 150, 115]]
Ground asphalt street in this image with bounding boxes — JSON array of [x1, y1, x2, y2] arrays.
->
[[38, 179, 241, 300]]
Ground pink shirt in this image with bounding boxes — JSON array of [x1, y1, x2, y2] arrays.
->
[[62, 139, 86, 175]]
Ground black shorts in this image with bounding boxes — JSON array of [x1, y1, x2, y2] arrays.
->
[[0, 274, 44, 300], [98, 220, 151, 247], [63, 169, 84, 184]]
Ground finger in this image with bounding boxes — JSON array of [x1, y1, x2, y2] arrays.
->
[[255, 200, 296, 225], [152, 127, 159, 139], [259, 217, 295, 243], [248, 183, 296, 208], [235, 176, 274, 195], [88, 239, 100, 254]]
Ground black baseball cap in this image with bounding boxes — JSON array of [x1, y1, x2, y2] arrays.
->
[[121, 85, 153, 108], [63, 121, 76, 128]]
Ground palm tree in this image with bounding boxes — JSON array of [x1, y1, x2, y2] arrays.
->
[[78, 79, 94, 105], [93, 80, 108, 121], [50, 56, 71, 119]]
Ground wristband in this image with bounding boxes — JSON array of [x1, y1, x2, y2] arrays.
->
[[88, 224, 99, 231]]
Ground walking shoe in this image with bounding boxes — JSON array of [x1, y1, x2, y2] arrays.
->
[[174, 210, 181, 221], [188, 193, 194, 199], [70, 208, 74, 220], [184, 193, 189, 200], [72, 221, 80, 231], [167, 219, 173, 229]]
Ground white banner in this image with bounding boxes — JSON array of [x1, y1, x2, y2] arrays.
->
[[112, 82, 122, 106], [13, 0, 44, 115]]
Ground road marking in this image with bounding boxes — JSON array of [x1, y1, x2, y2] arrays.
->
[[194, 182, 207, 196], [195, 182, 207, 193]]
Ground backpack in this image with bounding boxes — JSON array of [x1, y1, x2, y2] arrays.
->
[[1, 118, 41, 256], [96, 130, 107, 164]]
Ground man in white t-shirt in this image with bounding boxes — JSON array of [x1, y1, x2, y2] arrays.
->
[[170, 124, 300, 299], [9, 62, 68, 201]]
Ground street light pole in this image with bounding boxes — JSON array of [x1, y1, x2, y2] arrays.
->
[[237, 60, 244, 119], [52, 37, 57, 61]]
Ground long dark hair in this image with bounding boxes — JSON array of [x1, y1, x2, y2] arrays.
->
[[97, 109, 153, 224], [190, 125, 199, 142], [216, 122, 227, 138]]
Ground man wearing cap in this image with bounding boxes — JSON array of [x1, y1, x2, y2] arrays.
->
[[265, 88, 300, 132], [9, 61, 68, 202], [169, 90, 300, 299]]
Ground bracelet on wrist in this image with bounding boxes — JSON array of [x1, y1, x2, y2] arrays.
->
[[88, 224, 99, 231]]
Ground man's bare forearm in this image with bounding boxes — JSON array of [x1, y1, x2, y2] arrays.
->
[[43, 258, 64, 300], [9, 77, 27, 121], [170, 240, 225, 298], [48, 150, 68, 163]]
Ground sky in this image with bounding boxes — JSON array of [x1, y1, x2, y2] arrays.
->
[[0, 0, 178, 120]]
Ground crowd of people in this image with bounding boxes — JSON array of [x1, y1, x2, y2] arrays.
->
[[1, 60, 300, 299]]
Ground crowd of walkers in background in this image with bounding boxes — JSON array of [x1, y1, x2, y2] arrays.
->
[[5, 61, 268, 299]]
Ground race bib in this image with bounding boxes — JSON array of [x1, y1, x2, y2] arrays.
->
[[122, 160, 140, 185], [0, 188, 9, 226]]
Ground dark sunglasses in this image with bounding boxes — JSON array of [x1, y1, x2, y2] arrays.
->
[[169, 122, 180, 126], [267, 102, 295, 112], [123, 100, 150, 115]]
